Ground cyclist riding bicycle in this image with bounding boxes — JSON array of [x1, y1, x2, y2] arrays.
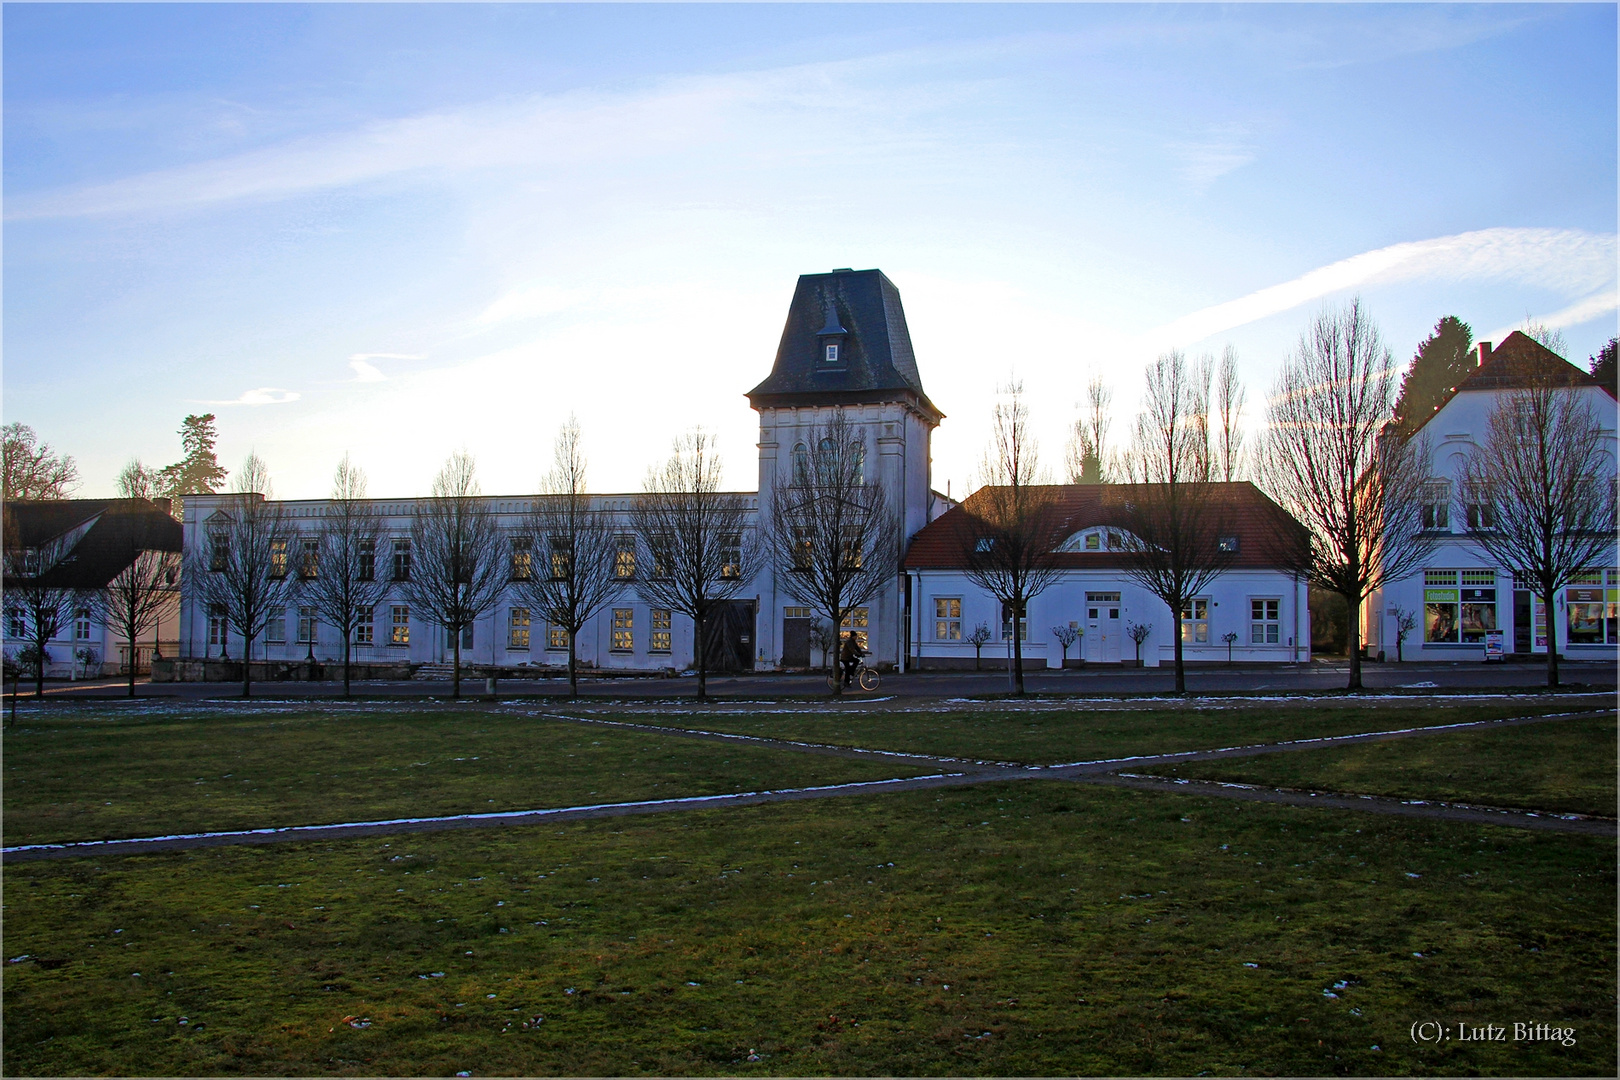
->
[[840, 631, 866, 687]]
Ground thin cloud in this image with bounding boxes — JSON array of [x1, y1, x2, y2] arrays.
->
[[348, 358, 387, 383], [1140, 227, 1617, 352], [349, 352, 426, 362], [202, 387, 301, 406], [1479, 290, 1619, 355]]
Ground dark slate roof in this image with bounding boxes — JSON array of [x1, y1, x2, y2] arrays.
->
[[747, 268, 942, 421], [903, 482, 1306, 571], [3, 499, 182, 589]]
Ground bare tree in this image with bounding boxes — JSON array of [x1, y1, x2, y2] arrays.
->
[[189, 454, 294, 697], [1458, 364, 1616, 687], [1064, 377, 1113, 484], [1520, 317, 1569, 361], [2, 423, 79, 501], [631, 430, 759, 700], [1114, 350, 1236, 693], [961, 381, 1065, 695], [2, 508, 83, 698], [1215, 345, 1247, 482], [401, 452, 510, 698], [515, 418, 625, 697], [300, 456, 389, 697], [1260, 299, 1434, 691], [765, 412, 902, 695], [117, 459, 161, 502], [89, 515, 180, 698]]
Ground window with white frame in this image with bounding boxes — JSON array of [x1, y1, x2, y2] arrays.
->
[[1421, 483, 1450, 531], [720, 534, 743, 580], [390, 605, 410, 645], [354, 605, 374, 646], [1000, 601, 1027, 642], [510, 536, 533, 581], [614, 535, 636, 580], [825, 343, 839, 363], [1462, 485, 1495, 530], [547, 623, 569, 650], [270, 537, 289, 579], [357, 538, 376, 581], [209, 532, 229, 571], [1180, 599, 1209, 644], [210, 604, 230, 647], [611, 608, 634, 652], [299, 537, 320, 579], [74, 609, 92, 641], [297, 607, 317, 644], [392, 539, 411, 581], [445, 625, 473, 650], [841, 607, 870, 650], [1422, 569, 1497, 643], [266, 607, 286, 644], [508, 607, 531, 649], [650, 608, 672, 653], [934, 597, 962, 640], [6, 607, 25, 638], [1250, 599, 1280, 644]]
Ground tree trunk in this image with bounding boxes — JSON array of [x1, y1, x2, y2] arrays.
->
[[568, 629, 579, 698], [1344, 591, 1363, 691], [1545, 594, 1559, 688], [830, 606, 844, 697], [694, 609, 707, 700], [1172, 612, 1185, 694], [452, 628, 462, 699], [35, 646, 45, 699], [242, 633, 254, 698], [1012, 604, 1026, 696], [343, 633, 352, 698], [128, 649, 137, 698]]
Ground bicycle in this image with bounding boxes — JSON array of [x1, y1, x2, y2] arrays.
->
[[828, 661, 880, 692]]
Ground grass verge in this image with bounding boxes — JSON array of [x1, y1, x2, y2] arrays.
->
[[1154, 712, 1618, 817], [2, 707, 929, 846], [592, 701, 1583, 765], [3, 780, 1613, 1076]]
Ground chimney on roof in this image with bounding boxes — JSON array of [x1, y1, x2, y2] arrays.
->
[[1476, 341, 1492, 366]]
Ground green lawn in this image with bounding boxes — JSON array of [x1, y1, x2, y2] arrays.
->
[[1, 707, 931, 847], [1153, 712, 1618, 817], [597, 701, 1583, 766], [3, 781, 1612, 1076]]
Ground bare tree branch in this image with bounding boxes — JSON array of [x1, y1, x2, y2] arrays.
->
[[299, 455, 390, 697], [1260, 298, 1434, 690], [630, 430, 759, 699], [514, 418, 626, 697], [1114, 349, 1237, 692], [88, 514, 180, 698], [2, 423, 79, 502], [1458, 365, 1616, 687], [188, 453, 295, 697], [961, 381, 1063, 695], [765, 412, 901, 695], [1064, 377, 1113, 484], [400, 452, 510, 698]]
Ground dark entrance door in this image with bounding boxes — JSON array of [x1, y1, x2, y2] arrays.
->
[[1514, 590, 1532, 653], [781, 616, 811, 667], [702, 600, 757, 673]]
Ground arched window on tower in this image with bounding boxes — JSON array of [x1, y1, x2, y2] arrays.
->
[[850, 442, 865, 486], [817, 437, 837, 486], [792, 443, 810, 487]]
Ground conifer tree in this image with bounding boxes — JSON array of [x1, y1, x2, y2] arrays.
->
[[1391, 316, 1474, 432]]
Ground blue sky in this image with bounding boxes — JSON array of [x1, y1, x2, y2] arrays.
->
[[5, 2, 1616, 500]]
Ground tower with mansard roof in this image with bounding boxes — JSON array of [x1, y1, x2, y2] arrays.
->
[[748, 268, 944, 668]]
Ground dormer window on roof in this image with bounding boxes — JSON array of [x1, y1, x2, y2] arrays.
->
[[825, 343, 838, 364]]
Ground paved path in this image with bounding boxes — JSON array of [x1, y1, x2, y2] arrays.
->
[[12, 659, 1616, 703], [6, 705, 1611, 862]]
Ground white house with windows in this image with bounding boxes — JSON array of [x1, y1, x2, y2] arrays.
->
[[901, 483, 1312, 668], [176, 269, 953, 674], [1361, 333, 1619, 661]]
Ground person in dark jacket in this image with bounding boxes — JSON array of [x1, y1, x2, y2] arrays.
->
[[840, 631, 865, 686]]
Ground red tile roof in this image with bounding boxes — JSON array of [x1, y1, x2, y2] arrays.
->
[[902, 481, 1306, 570], [1402, 331, 1613, 439]]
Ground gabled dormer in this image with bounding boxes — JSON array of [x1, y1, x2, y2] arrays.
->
[[817, 295, 849, 370]]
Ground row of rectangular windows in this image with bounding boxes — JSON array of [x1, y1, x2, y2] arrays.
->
[[209, 535, 745, 583], [926, 597, 1285, 645]]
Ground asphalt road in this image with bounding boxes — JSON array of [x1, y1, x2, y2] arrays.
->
[[11, 659, 1616, 702]]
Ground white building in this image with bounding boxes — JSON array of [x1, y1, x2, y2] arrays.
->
[[177, 269, 950, 674], [1362, 332, 1619, 661], [902, 483, 1312, 668]]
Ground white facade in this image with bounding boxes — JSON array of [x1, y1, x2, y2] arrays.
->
[[1362, 340, 1619, 661]]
